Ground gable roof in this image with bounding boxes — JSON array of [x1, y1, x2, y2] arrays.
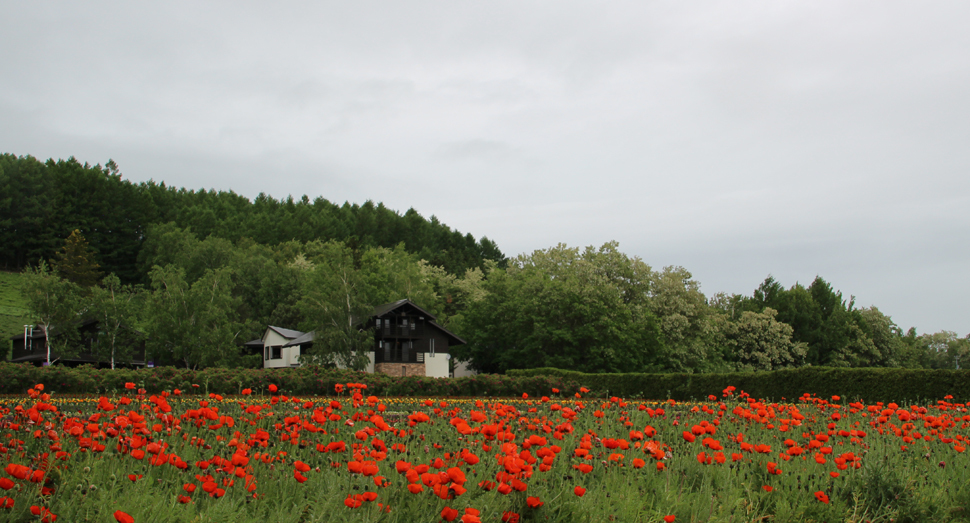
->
[[266, 326, 305, 340], [282, 330, 316, 347], [280, 299, 466, 347], [371, 299, 437, 320]]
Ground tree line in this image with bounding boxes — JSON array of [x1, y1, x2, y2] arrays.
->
[[455, 243, 969, 374], [0, 153, 504, 281], [9, 152, 966, 374]]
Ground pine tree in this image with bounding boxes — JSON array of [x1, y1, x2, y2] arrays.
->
[[52, 229, 102, 288]]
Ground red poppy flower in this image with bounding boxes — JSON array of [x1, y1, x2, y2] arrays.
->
[[526, 496, 543, 508], [814, 491, 829, 504], [664, 516, 676, 523], [574, 486, 586, 497], [268, 384, 278, 393], [114, 511, 134, 523], [441, 506, 459, 521]]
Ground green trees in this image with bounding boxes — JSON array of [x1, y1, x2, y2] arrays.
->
[[144, 265, 241, 369], [2, 152, 502, 280], [649, 266, 722, 372], [20, 261, 82, 365], [459, 242, 663, 374], [298, 241, 374, 371], [720, 308, 806, 371], [88, 274, 142, 369], [297, 242, 443, 370], [52, 229, 102, 288]]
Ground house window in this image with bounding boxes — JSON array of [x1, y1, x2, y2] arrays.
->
[[264, 347, 269, 360], [402, 341, 410, 362], [271, 346, 282, 360], [383, 341, 391, 362], [429, 338, 435, 357], [417, 351, 424, 363]]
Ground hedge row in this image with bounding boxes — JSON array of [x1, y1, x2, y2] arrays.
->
[[6, 363, 964, 403], [506, 366, 970, 403], [0, 363, 581, 398]]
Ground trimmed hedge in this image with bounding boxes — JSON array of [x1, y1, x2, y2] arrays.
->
[[506, 367, 970, 403], [0, 363, 581, 398]]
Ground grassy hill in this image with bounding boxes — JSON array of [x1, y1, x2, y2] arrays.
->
[[0, 271, 29, 359]]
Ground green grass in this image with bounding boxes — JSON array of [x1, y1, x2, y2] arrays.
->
[[0, 270, 30, 359]]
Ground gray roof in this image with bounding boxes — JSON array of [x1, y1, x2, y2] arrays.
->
[[266, 326, 305, 340], [282, 330, 316, 348], [279, 299, 465, 347], [371, 299, 438, 320]]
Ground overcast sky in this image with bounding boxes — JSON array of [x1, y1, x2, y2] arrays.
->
[[3, 1, 969, 335]]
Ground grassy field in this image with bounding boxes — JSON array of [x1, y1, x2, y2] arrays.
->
[[0, 270, 29, 359]]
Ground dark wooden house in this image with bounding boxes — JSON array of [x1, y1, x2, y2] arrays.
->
[[10, 319, 147, 368], [252, 299, 469, 377]]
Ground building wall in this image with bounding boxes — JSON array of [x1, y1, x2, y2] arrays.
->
[[452, 359, 477, 378], [374, 362, 426, 377], [263, 329, 297, 369], [425, 352, 449, 378]]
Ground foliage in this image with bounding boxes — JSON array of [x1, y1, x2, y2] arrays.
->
[[507, 366, 970, 404], [459, 242, 663, 374], [719, 307, 806, 371], [298, 242, 374, 371], [51, 229, 102, 288], [87, 273, 143, 369], [0, 153, 503, 279], [19, 261, 83, 364], [0, 363, 579, 397], [649, 266, 723, 372], [0, 271, 30, 357], [144, 265, 242, 369]]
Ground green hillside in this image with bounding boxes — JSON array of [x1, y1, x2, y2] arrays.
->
[[0, 271, 29, 359]]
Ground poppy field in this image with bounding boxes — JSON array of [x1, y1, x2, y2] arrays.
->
[[2, 383, 970, 523]]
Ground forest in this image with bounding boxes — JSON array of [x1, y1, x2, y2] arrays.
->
[[3, 152, 967, 373]]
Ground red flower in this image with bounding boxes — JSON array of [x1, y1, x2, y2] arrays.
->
[[30, 506, 57, 522], [762, 485, 773, 492], [441, 506, 459, 521], [114, 510, 134, 523], [814, 491, 830, 504], [574, 486, 586, 497], [501, 511, 520, 523], [526, 496, 543, 508], [269, 384, 278, 393], [124, 382, 136, 390], [0, 497, 13, 509], [241, 388, 252, 395], [664, 516, 676, 523]]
